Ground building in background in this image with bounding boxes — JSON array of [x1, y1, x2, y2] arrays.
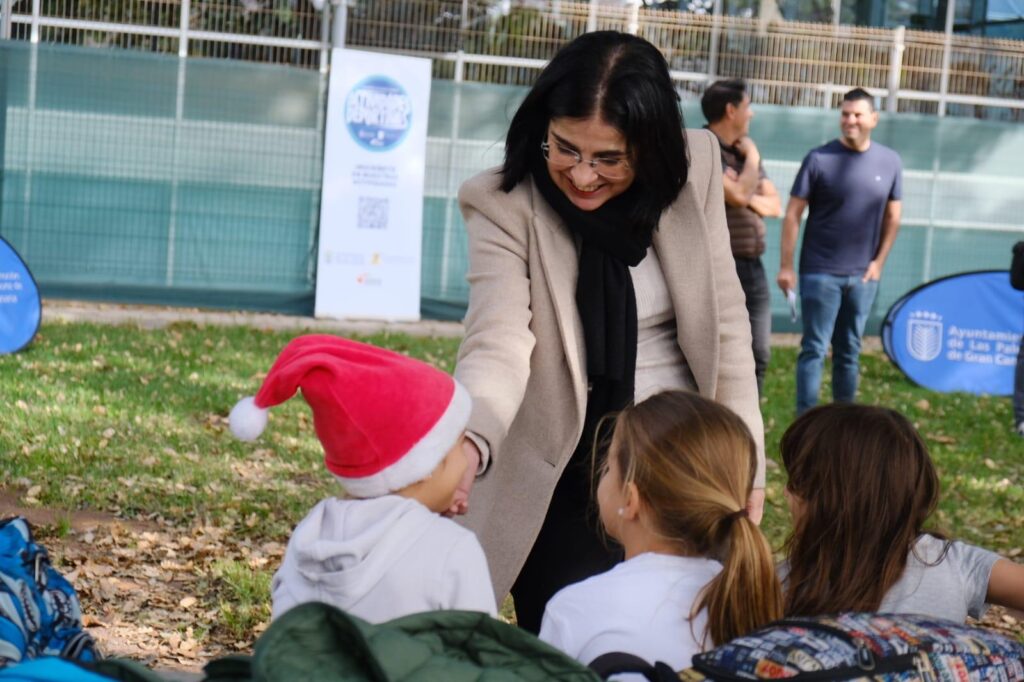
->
[[644, 0, 1023, 36]]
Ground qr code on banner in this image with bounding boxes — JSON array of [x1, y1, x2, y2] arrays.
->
[[358, 196, 389, 230]]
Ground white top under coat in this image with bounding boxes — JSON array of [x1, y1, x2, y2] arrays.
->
[[631, 247, 695, 402], [540, 552, 723, 678]]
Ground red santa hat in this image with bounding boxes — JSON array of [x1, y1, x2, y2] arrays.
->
[[228, 334, 471, 498]]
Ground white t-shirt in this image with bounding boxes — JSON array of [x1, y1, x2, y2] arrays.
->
[[630, 246, 695, 402], [539, 553, 722, 674]]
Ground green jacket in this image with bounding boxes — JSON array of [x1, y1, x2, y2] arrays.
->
[[202, 602, 602, 682]]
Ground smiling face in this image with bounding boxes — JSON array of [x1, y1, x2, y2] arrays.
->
[[839, 98, 878, 151], [546, 115, 636, 212]]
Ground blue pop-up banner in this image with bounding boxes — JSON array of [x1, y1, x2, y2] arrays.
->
[[0, 237, 41, 354], [882, 270, 1022, 395]]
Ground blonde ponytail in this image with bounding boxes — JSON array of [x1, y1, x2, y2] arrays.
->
[[609, 391, 783, 649], [698, 510, 783, 646]]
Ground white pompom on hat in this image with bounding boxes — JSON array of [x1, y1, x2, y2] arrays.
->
[[228, 396, 268, 442], [228, 334, 471, 498]]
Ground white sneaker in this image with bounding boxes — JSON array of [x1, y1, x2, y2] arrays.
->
[[1016, 422, 1024, 438]]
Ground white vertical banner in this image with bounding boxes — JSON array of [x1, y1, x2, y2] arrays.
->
[[314, 49, 432, 320]]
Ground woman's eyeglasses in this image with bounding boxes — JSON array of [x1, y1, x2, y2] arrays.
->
[[540, 140, 632, 180]]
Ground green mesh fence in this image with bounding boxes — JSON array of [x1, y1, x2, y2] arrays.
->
[[2, 41, 1023, 326], [425, 85, 1024, 330], [0, 40, 323, 314]]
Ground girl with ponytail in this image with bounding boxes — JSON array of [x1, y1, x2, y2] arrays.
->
[[538, 390, 782, 670]]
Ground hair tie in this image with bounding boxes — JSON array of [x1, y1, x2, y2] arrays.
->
[[728, 508, 749, 522]]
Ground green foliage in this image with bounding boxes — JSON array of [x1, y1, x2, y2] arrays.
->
[[210, 558, 272, 640], [759, 347, 1024, 557], [0, 321, 460, 540], [2, 321, 1021, 562]]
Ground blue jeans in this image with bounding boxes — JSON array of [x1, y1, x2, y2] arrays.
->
[[796, 273, 879, 414]]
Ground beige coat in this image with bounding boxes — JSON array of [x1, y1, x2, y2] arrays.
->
[[454, 128, 764, 600]]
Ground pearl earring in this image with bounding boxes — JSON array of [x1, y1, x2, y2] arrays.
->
[[617, 507, 624, 516]]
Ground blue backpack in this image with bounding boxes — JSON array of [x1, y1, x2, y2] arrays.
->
[[0, 517, 98, 668]]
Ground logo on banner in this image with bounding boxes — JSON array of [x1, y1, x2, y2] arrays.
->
[[907, 311, 943, 362], [344, 76, 412, 151]]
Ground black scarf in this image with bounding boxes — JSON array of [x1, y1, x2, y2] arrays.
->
[[530, 158, 655, 438]]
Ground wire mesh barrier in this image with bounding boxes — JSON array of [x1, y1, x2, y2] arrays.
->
[[425, 85, 1024, 328], [2, 40, 1020, 323], [0, 41, 324, 313], [2, 0, 1023, 118], [340, 1, 1024, 120], [5, 0, 326, 68]]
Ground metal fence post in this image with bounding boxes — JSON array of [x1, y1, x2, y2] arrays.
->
[[178, 0, 190, 58], [439, 52, 465, 301], [20, 44, 37, 258], [307, 51, 329, 284], [938, 0, 956, 117], [887, 25, 904, 113], [435, 0, 474, 299], [1, 0, 13, 40], [708, 0, 723, 82], [627, 0, 640, 35], [588, 0, 598, 33], [166, 56, 187, 286], [30, 0, 39, 43], [319, 1, 331, 74], [461, 0, 469, 45], [333, 0, 347, 50]]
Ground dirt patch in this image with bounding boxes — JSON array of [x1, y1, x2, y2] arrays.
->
[[2, 498, 279, 674], [0, 492, 157, 534]]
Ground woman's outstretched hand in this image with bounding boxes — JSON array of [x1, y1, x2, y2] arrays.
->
[[447, 438, 481, 516]]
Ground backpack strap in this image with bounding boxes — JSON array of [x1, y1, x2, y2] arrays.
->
[[588, 652, 679, 681]]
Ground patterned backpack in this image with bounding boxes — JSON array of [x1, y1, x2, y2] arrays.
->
[[0, 517, 99, 668], [681, 612, 1024, 681]]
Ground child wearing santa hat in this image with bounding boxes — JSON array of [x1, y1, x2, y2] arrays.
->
[[229, 334, 497, 623]]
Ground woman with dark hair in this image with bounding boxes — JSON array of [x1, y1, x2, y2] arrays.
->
[[450, 31, 764, 632]]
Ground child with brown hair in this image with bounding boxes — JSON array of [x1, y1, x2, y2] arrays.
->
[[538, 390, 782, 670], [781, 403, 1024, 621]]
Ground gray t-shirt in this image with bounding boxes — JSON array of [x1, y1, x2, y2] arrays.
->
[[881, 535, 1000, 622], [778, 535, 1001, 622]]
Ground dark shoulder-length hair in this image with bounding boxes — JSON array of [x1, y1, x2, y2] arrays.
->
[[500, 31, 688, 232], [780, 404, 943, 617]]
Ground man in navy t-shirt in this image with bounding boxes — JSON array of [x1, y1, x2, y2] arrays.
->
[[777, 88, 902, 414]]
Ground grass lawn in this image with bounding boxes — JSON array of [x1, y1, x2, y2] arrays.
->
[[2, 320, 1023, 659]]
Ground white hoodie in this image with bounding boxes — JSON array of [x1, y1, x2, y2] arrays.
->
[[271, 495, 497, 623]]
